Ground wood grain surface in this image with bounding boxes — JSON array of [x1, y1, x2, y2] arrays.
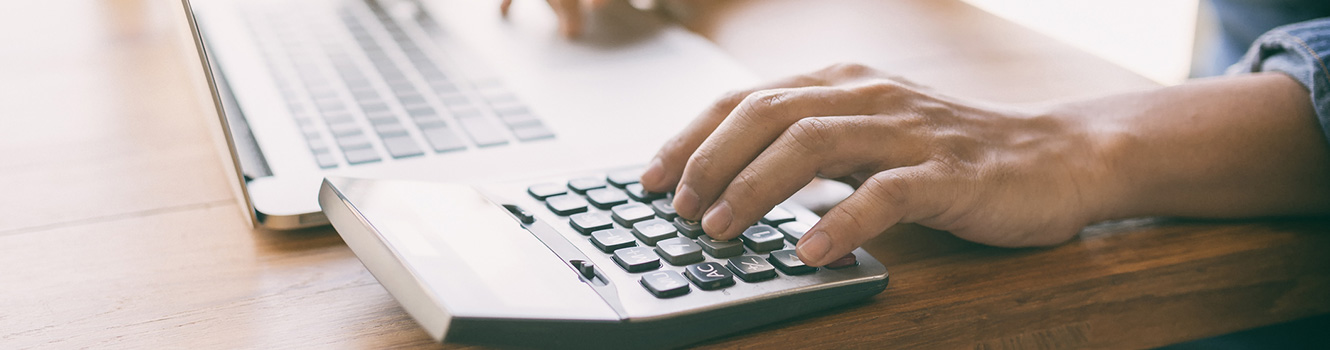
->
[[2, 0, 1326, 349]]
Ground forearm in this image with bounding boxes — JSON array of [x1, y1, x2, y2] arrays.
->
[[1057, 72, 1330, 221]]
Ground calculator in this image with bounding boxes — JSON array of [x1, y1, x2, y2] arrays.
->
[[319, 168, 889, 349]]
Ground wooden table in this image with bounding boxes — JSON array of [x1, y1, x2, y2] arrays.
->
[[3, 0, 1327, 348]]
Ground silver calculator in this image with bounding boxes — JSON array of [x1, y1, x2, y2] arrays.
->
[[319, 168, 889, 349]]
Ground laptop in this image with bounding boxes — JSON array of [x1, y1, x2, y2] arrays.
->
[[181, 0, 757, 229]]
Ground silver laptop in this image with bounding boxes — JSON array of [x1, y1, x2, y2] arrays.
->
[[181, 0, 756, 229]]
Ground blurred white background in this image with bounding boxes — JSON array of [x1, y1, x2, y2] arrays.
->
[[963, 0, 1199, 85]]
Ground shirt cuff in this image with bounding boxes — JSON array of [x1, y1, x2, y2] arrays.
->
[[1227, 17, 1330, 143]]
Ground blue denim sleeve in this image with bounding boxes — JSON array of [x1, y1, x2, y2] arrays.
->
[[1227, 17, 1330, 142]]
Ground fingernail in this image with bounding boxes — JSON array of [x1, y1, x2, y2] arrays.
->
[[702, 201, 732, 237], [674, 185, 700, 219], [640, 157, 664, 189], [796, 231, 831, 266]]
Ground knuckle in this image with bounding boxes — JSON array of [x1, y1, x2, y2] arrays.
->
[[785, 118, 836, 154], [828, 203, 870, 235], [686, 150, 720, 179], [826, 62, 870, 75], [731, 170, 763, 198], [864, 171, 912, 208]]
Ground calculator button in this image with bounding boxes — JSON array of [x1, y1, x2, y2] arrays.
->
[[673, 217, 705, 238], [569, 212, 613, 234], [625, 183, 666, 202], [768, 249, 817, 275], [740, 225, 785, 252], [527, 183, 567, 200], [640, 270, 690, 298], [611, 203, 656, 227], [545, 194, 589, 216], [697, 236, 744, 258], [651, 198, 678, 220], [631, 219, 678, 246], [567, 177, 607, 194], [591, 228, 637, 253], [726, 255, 778, 282], [586, 188, 630, 209], [777, 221, 812, 244], [825, 253, 860, 269], [761, 206, 797, 225], [653, 237, 704, 266], [613, 247, 661, 272], [606, 170, 641, 188], [685, 262, 736, 290]]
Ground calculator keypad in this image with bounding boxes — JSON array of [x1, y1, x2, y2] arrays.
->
[[524, 171, 841, 299]]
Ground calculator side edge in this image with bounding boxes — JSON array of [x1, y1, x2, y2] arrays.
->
[[319, 177, 453, 341]]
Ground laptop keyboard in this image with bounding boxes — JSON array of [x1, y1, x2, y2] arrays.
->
[[525, 170, 856, 298], [243, 0, 554, 168]]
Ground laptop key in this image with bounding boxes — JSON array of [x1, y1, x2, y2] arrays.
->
[[567, 177, 607, 194], [777, 221, 812, 244], [654, 237, 703, 266], [570, 212, 614, 235], [640, 270, 690, 298], [527, 183, 568, 200], [698, 236, 744, 258], [673, 217, 705, 238], [591, 228, 636, 253], [382, 136, 424, 158], [631, 218, 678, 246], [768, 249, 817, 275], [761, 206, 797, 225], [586, 188, 629, 209], [457, 117, 509, 147], [342, 147, 381, 165], [625, 183, 666, 202], [336, 133, 372, 150], [545, 194, 588, 216], [611, 203, 656, 227], [685, 262, 735, 290], [511, 124, 555, 141], [612, 246, 660, 273], [313, 152, 339, 169], [651, 198, 678, 221], [421, 127, 467, 153], [740, 225, 785, 252], [726, 255, 778, 282]]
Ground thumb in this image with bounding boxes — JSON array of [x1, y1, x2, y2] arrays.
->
[[796, 164, 949, 266]]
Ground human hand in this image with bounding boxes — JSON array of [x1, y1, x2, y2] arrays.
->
[[639, 63, 1121, 266], [500, 0, 620, 38]]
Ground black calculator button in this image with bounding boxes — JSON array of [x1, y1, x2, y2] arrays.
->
[[586, 188, 630, 209], [740, 225, 785, 252], [606, 170, 641, 188], [611, 203, 656, 227], [697, 236, 744, 258], [613, 246, 661, 272], [591, 228, 637, 253], [569, 212, 613, 234], [726, 255, 778, 282], [631, 218, 678, 246], [825, 253, 860, 269], [768, 249, 817, 275], [527, 183, 567, 200], [654, 237, 704, 266], [640, 270, 690, 298], [567, 177, 607, 194], [760, 206, 797, 225], [685, 262, 736, 290], [545, 194, 589, 216], [673, 217, 705, 238], [651, 198, 678, 221], [625, 183, 666, 202], [777, 221, 811, 244]]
